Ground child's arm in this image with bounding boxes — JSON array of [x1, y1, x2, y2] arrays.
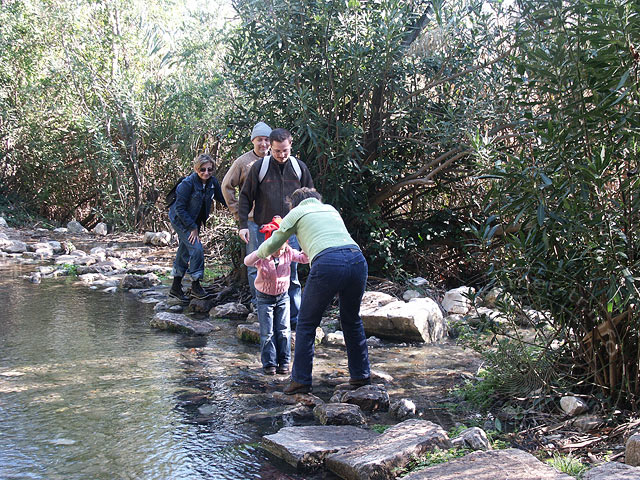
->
[[244, 251, 261, 267], [290, 248, 309, 264]]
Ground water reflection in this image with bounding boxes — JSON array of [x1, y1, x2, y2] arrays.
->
[[0, 261, 307, 480]]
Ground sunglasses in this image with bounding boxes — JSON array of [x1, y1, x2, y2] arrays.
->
[[199, 167, 214, 173]]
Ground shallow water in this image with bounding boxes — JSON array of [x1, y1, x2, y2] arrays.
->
[[0, 261, 304, 480], [0, 256, 482, 480]]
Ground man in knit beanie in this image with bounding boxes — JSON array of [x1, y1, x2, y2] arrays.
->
[[222, 121, 272, 309], [238, 128, 314, 328]]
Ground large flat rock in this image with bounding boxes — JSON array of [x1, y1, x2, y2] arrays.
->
[[262, 425, 379, 471], [402, 449, 573, 480], [326, 419, 451, 480]]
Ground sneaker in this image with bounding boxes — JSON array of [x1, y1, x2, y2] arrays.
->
[[190, 281, 207, 299], [283, 380, 312, 395], [276, 365, 290, 375], [263, 366, 276, 375], [168, 287, 189, 303]]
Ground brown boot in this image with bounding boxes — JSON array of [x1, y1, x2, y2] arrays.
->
[[283, 380, 312, 395]]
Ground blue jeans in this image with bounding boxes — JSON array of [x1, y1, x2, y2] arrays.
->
[[170, 222, 204, 280], [291, 246, 369, 385], [248, 223, 301, 328], [256, 290, 291, 368]]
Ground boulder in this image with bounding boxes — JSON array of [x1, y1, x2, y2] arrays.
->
[[76, 261, 118, 275], [402, 448, 573, 480], [583, 462, 640, 479], [325, 331, 346, 347], [336, 384, 390, 412], [466, 307, 509, 326], [120, 274, 158, 290], [150, 312, 217, 335], [403, 290, 422, 301], [143, 231, 171, 246], [482, 287, 503, 307], [262, 425, 379, 471], [389, 398, 416, 420], [67, 220, 88, 233], [210, 302, 250, 319], [360, 291, 397, 310], [572, 414, 604, 432], [3, 240, 27, 253], [53, 227, 68, 233], [0, 217, 7, 228], [451, 427, 491, 451], [626, 433, 640, 467], [560, 396, 588, 417], [360, 297, 446, 343], [366, 336, 382, 347], [237, 323, 260, 343], [92, 222, 108, 236], [313, 403, 366, 426], [325, 419, 451, 480], [48, 240, 63, 253], [442, 286, 475, 314]]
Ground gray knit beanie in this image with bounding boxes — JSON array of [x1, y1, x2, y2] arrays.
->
[[251, 122, 272, 140]]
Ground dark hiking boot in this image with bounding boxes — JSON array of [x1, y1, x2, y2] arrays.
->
[[263, 366, 276, 376], [335, 377, 372, 392], [283, 380, 312, 395], [276, 365, 290, 375], [168, 287, 189, 303], [190, 280, 207, 299]]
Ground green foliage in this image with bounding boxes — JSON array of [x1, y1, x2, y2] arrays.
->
[[370, 424, 392, 434], [61, 264, 78, 277], [0, 0, 230, 230], [476, 0, 640, 407], [546, 454, 589, 479], [395, 447, 470, 477], [223, 0, 512, 277]]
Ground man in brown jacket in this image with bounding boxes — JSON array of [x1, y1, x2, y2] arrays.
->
[[222, 121, 272, 308], [238, 128, 314, 327]]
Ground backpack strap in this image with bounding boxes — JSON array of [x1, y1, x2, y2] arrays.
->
[[258, 155, 302, 182], [258, 155, 271, 183]]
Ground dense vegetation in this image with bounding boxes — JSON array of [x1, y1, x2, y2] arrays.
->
[[1, 0, 639, 407]]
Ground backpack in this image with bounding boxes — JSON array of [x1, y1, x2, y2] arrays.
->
[[258, 155, 302, 182], [165, 176, 186, 208]]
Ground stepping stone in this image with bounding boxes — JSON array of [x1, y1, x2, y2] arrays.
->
[[150, 312, 216, 335], [326, 419, 451, 480], [402, 449, 573, 480], [314, 403, 366, 426], [584, 462, 640, 480], [262, 425, 379, 471]]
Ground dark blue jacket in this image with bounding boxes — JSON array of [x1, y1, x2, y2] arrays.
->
[[169, 172, 226, 232]]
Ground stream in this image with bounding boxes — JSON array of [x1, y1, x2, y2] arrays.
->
[[0, 258, 480, 479]]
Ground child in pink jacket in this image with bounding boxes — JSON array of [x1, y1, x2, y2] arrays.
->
[[244, 217, 309, 375]]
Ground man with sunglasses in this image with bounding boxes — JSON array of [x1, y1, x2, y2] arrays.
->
[[169, 153, 226, 300], [238, 128, 314, 328]]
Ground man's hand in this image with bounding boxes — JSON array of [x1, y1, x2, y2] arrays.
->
[[239, 228, 250, 244], [188, 229, 199, 245]]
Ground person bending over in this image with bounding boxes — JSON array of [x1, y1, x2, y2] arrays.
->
[[252, 188, 370, 394]]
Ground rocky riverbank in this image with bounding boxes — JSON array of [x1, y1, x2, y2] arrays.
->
[[1, 218, 639, 480]]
